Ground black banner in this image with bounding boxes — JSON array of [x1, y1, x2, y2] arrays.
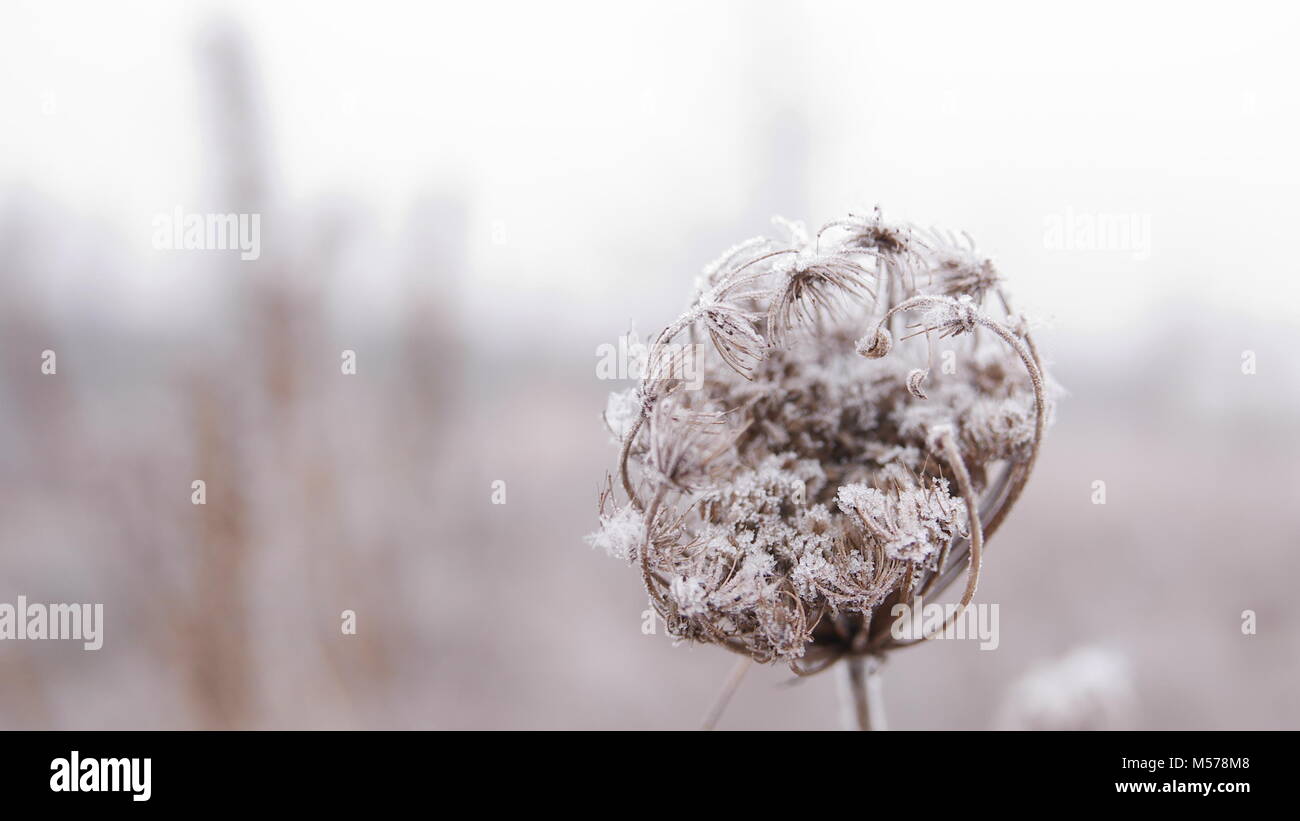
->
[[1, 731, 1281, 808]]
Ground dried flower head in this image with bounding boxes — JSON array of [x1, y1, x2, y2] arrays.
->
[[590, 208, 1056, 684]]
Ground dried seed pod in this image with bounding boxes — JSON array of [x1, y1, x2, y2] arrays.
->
[[855, 327, 892, 359], [701, 303, 767, 380], [590, 208, 1055, 688], [906, 368, 930, 399]]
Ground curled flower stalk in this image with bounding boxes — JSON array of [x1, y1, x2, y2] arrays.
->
[[588, 209, 1056, 729]]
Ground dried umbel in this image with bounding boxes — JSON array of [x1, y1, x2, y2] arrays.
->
[[589, 209, 1055, 720]]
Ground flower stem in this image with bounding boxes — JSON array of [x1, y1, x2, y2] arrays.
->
[[700, 656, 752, 731], [839, 655, 886, 731]]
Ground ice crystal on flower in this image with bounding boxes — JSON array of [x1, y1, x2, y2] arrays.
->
[[583, 503, 645, 563]]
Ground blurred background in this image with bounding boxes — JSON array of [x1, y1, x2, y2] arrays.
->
[[1, 0, 1297, 729]]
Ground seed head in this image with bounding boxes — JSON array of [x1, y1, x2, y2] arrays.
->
[[590, 208, 1056, 674]]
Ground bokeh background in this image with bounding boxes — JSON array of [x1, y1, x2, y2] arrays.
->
[[1, 0, 1297, 729]]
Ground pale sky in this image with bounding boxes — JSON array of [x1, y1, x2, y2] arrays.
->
[[3, 0, 1298, 336]]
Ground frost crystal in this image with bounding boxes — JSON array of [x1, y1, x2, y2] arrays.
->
[[584, 503, 645, 563], [837, 481, 965, 563]]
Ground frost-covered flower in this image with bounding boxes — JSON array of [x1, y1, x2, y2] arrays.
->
[[592, 207, 1055, 681], [923, 228, 1001, 300]]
